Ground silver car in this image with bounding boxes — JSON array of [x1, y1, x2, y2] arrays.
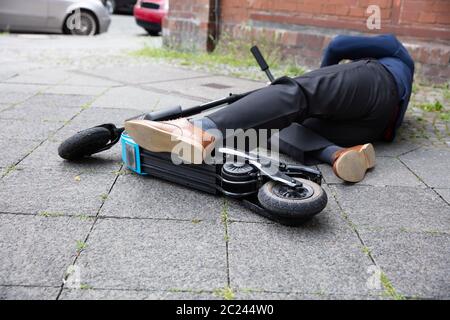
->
[[0, 0, 111, 35]]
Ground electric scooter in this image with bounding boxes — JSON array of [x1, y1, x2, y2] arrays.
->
[[58, 46, 327, 226]]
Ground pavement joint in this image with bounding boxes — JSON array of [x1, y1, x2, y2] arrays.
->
[[55, 164, 123, 300]]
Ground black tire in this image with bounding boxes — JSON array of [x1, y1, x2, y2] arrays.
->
[[58, 127, 112, 160], [257, 178, 327, 223], [65, 10, 98, 36], [145, 28, 161, 36]]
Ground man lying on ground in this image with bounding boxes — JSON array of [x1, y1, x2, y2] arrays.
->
[[125, 34, 414, 183]]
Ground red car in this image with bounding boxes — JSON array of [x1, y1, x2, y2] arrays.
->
[[134, 0, 168, 36]]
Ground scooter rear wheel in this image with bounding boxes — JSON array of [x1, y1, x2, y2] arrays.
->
[[58, 127, 111, 160], [257, 178, 327, 222]]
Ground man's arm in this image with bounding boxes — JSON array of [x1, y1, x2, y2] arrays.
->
[[321, 34, 400, 67]]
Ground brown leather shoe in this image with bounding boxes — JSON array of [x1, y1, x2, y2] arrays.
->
[[124, 118, 215, 164], [332, 143, 376, 183]]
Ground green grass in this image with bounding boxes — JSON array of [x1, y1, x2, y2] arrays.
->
[[221, 200, 229, 224], [214, 286, 235, 300], [439, 111, 450, 121], [380, 273, 405, 300], [443, 88, 450, 101], [76, 214, 93, 221], [113, 169, 130, 176], [417, 100, 444, 112], [76, 240, 87, 252], [79, 283, 93, 290], [100, 193, 108, 201], [133, 46, 260, 69], [2, 164, 17, 177], [131, 33, 307, 80], [361, 246, 372, 256], [39, 211, 64, 218]]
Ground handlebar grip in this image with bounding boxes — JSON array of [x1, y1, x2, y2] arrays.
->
[[251, 46, 269, 71]]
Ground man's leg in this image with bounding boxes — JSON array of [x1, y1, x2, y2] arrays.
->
[[205, 76, 305, 134], [125, 60, 397, 168], [124, 76, 306, 163]]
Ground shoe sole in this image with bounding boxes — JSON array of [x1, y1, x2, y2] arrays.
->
[[124, 120, 208, 164], [334, 143, 376, 183]]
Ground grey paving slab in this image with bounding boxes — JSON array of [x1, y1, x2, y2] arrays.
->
[[0, 62, 41, 82], [83, 64, 208, 85], [0, 167, 116, 216], [19, 93, 96, 109], [435, 188, 450, 204], [400, 147, 450, 188], [0, 286, 60, 300], [100, 174, 223, 221], [318, 157, 424, 187], [0, 103, 11, 112], [91, 86, 201, 110], [0, 83, 47, 94], [43, 85, 108, 96], [5, 68, 71, 85], [373, 140, 420, 157], [0, 214, 92, 287], [235, 291, 383, 300], [18, 138, 122, 173], [227, 221, 377, 296], [361, 230, 450, 298], [55, 107, 141, 139], [0, 91, 35, 104], [74, 218, 227, 291], [0, 138, 39, 168], [146, 75, 264, 100], [61, 74, 122, 87], [0, 104, 80, 123], [330, 185, 450, 233], [60, 288, 215, 300], [0, 118, 62, 141], [227, 185, 349, 234]]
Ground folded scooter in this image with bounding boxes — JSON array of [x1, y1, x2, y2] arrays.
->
[[58, 46, 327, 226]]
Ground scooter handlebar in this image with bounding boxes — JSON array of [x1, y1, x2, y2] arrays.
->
[[251, 46, 275, 83]]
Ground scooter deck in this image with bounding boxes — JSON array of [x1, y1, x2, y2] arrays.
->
[[122, 132, 218, 194]]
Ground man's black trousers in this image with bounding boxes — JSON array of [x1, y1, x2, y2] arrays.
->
[[207, 59, 399, 153]]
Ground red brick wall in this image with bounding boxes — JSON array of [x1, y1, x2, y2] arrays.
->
[[162, 0, 216, 51], [163, 0, 450, 83], [221, 0, 450, 40]]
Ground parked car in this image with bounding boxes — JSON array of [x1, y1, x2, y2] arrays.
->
[[0, 0, 111, 36], [104, 0, 137, 14], [134, 0, 168, 36]]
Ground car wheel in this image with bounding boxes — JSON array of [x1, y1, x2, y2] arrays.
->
[[105, 0, 116, 14], [145, 28, 160, 36], [66, 10, 98, 36]]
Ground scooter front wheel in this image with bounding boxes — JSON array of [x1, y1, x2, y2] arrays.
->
[[58, 127, 112, 160], [257, 177, 327, 223]]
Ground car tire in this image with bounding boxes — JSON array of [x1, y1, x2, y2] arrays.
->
[[145, 28, 161, 36], [65, 10, 98, 36], [105, 0, 116, 14]]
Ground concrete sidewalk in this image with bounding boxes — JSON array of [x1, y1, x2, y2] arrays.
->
[[0, 16, 449, 300]]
